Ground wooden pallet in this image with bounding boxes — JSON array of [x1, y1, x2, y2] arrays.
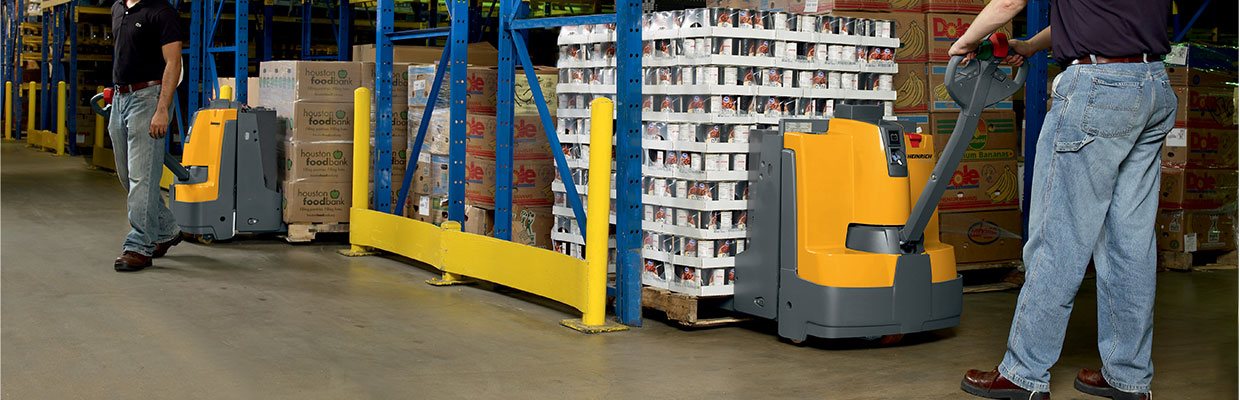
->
[[959, 260, 1024, 293], [1160, 250, 1238, 271], [284, 222, 349, 243], [641, 287, 747, 328]]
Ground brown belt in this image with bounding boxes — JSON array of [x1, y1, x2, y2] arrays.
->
[[1073, 54, 1156, 65], [115, 80, 161, 94]]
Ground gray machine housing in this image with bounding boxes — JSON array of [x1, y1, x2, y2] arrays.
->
[[170, 101, 285, 241], [731, 107, 963, 342]]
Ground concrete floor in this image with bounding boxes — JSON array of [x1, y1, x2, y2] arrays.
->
[[2, 142, 1236, 399]]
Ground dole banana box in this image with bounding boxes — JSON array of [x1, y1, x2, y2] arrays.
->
[[1159, 168, 1239, 210], [842, 11, 926, 62], [465, 66, 559, 115], [704, 0, 891, 13], [890, 0, 925, 13], [1186, 86, 1239, 129], [930, 111, 1018, 160], [926, 14, 1012, 63], [929, 64, 1014, 111], [1157, 209, 1237, 252], [1161, 127, 1239, 169], [466, 114, 554, 158], [283, 102, 354, 142], [894, 63, 929, 113], [924, 0, 985, 13], [281, 141, 354, 181], [282, 180, 351, 224], [511, 205, 554, 250], [362, 62, 410, 104], [1166, 66, 1237, 88], [465, 154, 555, 208], [940, 159, 1020, 212], [939, 210, 1023, 264], [258, 61, 364, 104]]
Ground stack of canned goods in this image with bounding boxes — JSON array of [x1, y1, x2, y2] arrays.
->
[[551, 7, 899, 297]]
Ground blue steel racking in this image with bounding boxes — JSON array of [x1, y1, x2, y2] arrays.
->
[[2, 0, 26, 139], [36, 1, 76, 154], [371, 0, 645, 326], [298, 0, 353, 61], [188, 0, 250, 111]]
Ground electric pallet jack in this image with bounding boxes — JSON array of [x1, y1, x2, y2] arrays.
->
[[730, 33, 1028, 342], [91, 89, 285, 243]]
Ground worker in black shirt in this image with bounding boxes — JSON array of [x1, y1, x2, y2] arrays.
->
[[110, 0, 187, 272], [951, 0, 1174, 399]]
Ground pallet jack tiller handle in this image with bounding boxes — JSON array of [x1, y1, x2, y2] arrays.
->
[[90, 89, 192, 182], [898, 33, 1029, 249]]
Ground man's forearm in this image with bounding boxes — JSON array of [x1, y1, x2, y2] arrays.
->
[[157, 59, 179, 113], [1026, 27, 1052, 53], [958, 0, 1026, 46]]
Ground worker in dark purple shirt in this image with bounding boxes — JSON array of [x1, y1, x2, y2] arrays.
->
[[950, 0, 1174, 399]]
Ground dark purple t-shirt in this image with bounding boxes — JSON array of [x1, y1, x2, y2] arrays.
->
[[1050, 0, 1172, 64]]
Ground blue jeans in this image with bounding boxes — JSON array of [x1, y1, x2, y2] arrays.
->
[[999, 62, 1177, 394], [108, 85, 180, 256]]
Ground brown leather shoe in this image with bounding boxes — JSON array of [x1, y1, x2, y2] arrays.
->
[[1074, 368, 1151, 399], [961, 368, 1050, 399], [114, 251, 152, 272], [152, 235, 183, 258]]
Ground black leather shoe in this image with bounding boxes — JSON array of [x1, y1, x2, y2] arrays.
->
[[114, 251, 152, 272], [961, 368, 1051, 399], [152, 235, 183, 258], [1075, 369, 1152, 399]]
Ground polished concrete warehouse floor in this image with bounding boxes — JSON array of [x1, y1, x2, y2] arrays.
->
[[2, 142, 1236, 399]]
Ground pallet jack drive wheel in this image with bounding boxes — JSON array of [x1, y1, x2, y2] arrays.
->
[[193, 234, 215, 245], [865, 334, 904, 346]]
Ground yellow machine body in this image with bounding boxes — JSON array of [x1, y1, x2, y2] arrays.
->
[[784, 122, 957, 289], [177, 108, 237, 203]]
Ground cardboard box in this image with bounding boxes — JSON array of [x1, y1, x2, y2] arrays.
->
[[926, 14, 1012, 63], [930, 111, 1018, 160], [939, 210, 1023, 263], [410, 153, 451, 196], [891, 0, 925, 12], [1186, 86, 1238, 129], [464, 205, 495, 236], [466, 114, 553, 158], [258, 61, 365, 104], [282, 180, 351, 224], [940, 159, 1020, 212], [1158, 209, 1238, 252], [1166, 66, 1237, 88], [465, 66, 560, 115], [465, 154, 556, 207], [1161, 127, 1239, 169], [1172, 85, 1189, 126], [362, 62, 410, 104], [705, 0, 890, 13], [511, 205, 554, 250], [370, 102, 410, 138], [409, 194, 449, 225], [894, 63, 929, 113], [280, 102, 354, 142], [407, 64, 451, 108], [281, 141, 354, 181], [409, 107, 451, 155], [217, 77, 262, 106], [839, 11, 924, 62], [1159, 168, 1239, 210], [930, 64, 1014, 111], [351, 43, 500, 66], [925, 0, 984, 13]]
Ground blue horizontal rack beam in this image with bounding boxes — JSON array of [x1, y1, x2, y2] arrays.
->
[[508, 13, 616, 30], [389, 27, 451, 41]]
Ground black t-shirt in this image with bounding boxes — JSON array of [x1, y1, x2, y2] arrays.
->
[[112, 0, 184, 85], [1050, 0, 1171, 64]]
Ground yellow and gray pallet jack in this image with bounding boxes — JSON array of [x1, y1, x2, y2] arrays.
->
[[91, 89, 285, 242], [731, 34, 1028, 342]]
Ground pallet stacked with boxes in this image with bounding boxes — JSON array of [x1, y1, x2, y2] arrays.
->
[[1154, 65, 1238, 269], [257, 61, 363, 231], [552, 3, 901, 297], [885, 0, 1021, 267], [403, 64, 561, 249], [363, 60, 412, 216]]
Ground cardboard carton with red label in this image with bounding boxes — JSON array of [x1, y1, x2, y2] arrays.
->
[[939, 210, 1023, 263], [940, 159, 1020, 212]]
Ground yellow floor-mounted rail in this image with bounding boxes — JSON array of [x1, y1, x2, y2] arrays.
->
[[345, 87, 625, 333], [4, 82, 12, 140], [25, 81, 66, 155]]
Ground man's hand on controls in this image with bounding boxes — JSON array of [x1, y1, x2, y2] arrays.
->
[[150, 108, 169, 139], [948, 37, 1034, 66]]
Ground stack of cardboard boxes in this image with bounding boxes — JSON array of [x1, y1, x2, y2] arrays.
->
[[1155, 66, 1238, 257], [884, 0, 1021, 265], [258, 61, 363, 226], [403, 64, 561, 249]]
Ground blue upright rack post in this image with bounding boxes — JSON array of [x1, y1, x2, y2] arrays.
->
[[39, 11, 49, 131], [302, 0, 314, 59], [67, 1, 77, 155], [262, 1, 274, 61], [1021, 0, 1049, 241], [336, 0, 351, 61], [503, 0, 643, 326]]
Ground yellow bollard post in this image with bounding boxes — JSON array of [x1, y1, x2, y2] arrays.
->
[[561, 97, 627, 333], [94, 86, 104, 149], [4, 82, 12, 140], [219, 85, 234, 101], [339, 87, 375, 257], [56, 81, 66, 155], [26, 82, 36, 134]]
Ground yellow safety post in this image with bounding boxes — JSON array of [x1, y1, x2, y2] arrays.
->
[[55, 81, 66, 156], [560, 97, 627, 334], [219, 85, 234, 101], [94, 86, 104, 149], [26, 82, 36, 134], [4, 82, 12, 140], [339, 87, 377, 257]]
